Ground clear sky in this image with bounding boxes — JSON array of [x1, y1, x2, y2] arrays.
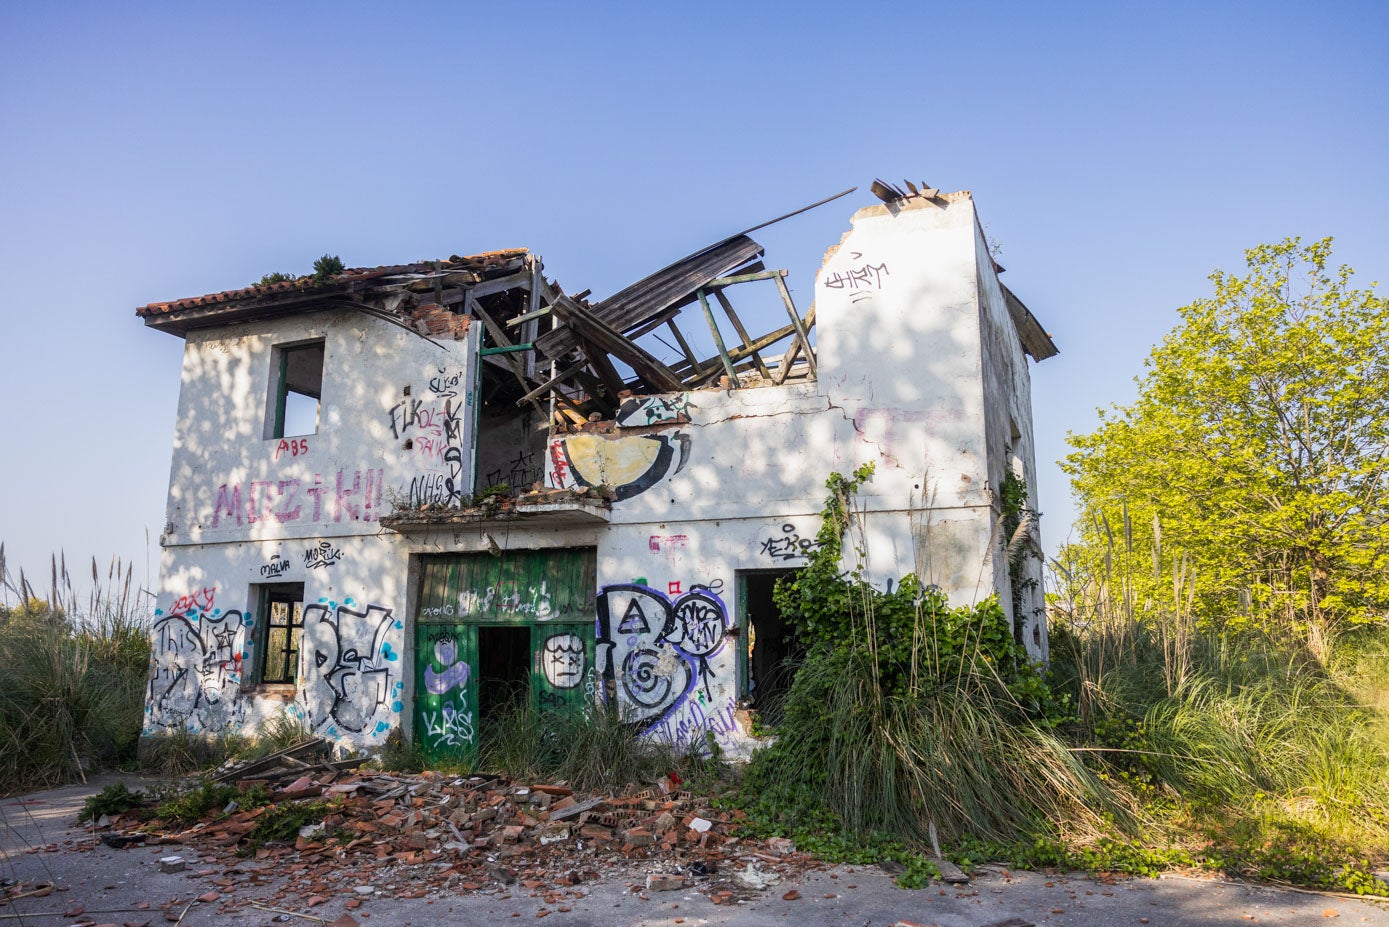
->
[[2, 1, 1385, 596]]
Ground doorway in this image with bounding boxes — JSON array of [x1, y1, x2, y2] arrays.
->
[[477, 625, 531, 723], [737, 569, 804, 726]]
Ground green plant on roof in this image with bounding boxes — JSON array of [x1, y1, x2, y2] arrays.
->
[[312, 254, 344, 285], [257, 272, 296, 287]]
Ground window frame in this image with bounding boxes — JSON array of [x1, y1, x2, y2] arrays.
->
[[256, 582, 306, 687], [268, 340, 325, 440]]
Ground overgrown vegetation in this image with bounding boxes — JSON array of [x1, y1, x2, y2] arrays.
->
[[740, 466, 1111, 867], [1049, 237, 1389, 893], [156, 780, 270, 824], [735, 462, 1389, 894], [478, 697, 730, 794], [1063, 237, 1389, 649], [312, 254, 344, 284], [79, 781, 146, 823], [0, 547, 151, 793]]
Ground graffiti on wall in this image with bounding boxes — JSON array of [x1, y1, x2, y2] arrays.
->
[[259, 554, 291, 578], [273, 438, 310, 460], [400, 368, 471, 508], [420, 631, 474, 749], [299, 601, 399, 736], [823, 253, 890, 293], [760, 522, 818, 561], [539, 633, 586, 690], [211, 469, 385, 528], [146, 589, 249, 733], [303, 541, 344, 570], [596, 585, 730, 733], [419, 579, 560, 622], [548, 433, 690, 501], [484, 449, 541, 490], [616, 395, 693, 427]]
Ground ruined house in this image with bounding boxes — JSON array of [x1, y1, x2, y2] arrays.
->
[[136, 182, 1058, 762]]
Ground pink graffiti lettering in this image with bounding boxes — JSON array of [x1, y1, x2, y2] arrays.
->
[[275, 480, 302, 522], [212, 483, 243, 527], [210, 469, 383, 528], [168, 586, 216, 617]]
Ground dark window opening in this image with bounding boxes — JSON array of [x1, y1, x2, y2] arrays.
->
[[258, 583, 305, 685], [271, 341, 324, 438], [739, 569, 804, 727], [477, 625, 531, 724]]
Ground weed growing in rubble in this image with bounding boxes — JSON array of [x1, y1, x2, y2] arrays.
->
[[377, 727, 427, 774], [248, 799, 333, 846], [479, 697, 733, 793], [79, 781, 147, 822], [155, 781, 268, 824], [137, 729, 248, 776]]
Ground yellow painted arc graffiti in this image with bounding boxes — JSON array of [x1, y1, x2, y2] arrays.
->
[[561, 435, 664, 487]]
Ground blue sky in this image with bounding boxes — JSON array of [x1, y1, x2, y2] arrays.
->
[[2, 1, 1385, 596]]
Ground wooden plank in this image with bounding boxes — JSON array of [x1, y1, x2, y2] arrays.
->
[[708, 268, 786, 287], [506, 305, 552, 327], [696, 288, 740, 388], [670, 321, 797, 379], [773, 274, 817, 378], [775, 302, 816, 385], [468, 297, 547, 418], [466, 270, 533, 300], [551, 295, 685, 393], [515, 358, 591, 406], [579, 336, 629, 399], [711, 288, 771, 380], [536, 236, 764, 358]]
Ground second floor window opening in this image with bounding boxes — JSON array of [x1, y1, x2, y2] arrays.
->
[[272, 341, 325, 438]]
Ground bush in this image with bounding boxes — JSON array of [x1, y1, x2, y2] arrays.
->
[[740, 468, 1114, 852]]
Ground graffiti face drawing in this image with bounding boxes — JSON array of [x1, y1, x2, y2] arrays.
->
[[540, 633, 585, 690]]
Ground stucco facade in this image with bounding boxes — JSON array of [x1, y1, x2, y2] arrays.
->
[[138, 189, 1055, 759]]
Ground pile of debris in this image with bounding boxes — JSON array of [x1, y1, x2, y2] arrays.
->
[[91, 740, 813, 911]]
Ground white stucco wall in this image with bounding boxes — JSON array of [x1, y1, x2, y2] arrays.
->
[[148, 310, 479, 746], [162, 309, 480, 546]]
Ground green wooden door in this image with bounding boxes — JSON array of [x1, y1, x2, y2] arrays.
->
[[414, 624, 479, 766], [533, 623, 595, 715], [414, 549, 597, 765]]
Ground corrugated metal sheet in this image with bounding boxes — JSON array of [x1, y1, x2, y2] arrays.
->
[[1001, 284, 1059, 361], [535, 235, 764, 358]]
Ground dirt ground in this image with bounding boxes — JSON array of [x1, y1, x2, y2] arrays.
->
[[4, 773, 1388, 927]]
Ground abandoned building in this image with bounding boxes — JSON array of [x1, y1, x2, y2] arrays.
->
[[136, 182, 1058, 762]]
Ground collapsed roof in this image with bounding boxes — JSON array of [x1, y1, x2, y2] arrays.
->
[[136, 183, 1056, 428]]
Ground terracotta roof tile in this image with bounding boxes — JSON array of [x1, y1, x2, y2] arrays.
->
[[137, 248, 530, 318]]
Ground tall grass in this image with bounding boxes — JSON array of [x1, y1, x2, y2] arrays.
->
[[0, 544, 152, 792], [743, 640, 1122, 847], [1049, 525, 1389, 872], [479, 697, 727, 793]]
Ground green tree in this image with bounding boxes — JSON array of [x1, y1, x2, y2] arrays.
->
[[1063, 238, 1389, 643]]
